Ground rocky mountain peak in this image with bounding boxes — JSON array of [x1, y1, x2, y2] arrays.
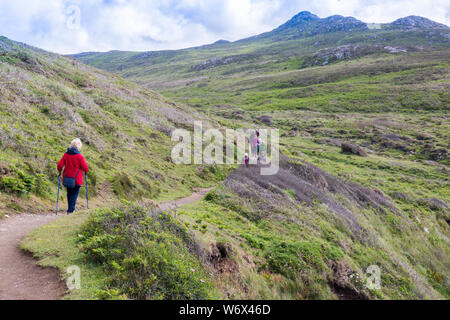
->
[[273, 11, 367, 37], [277, 11, 320, 30], [390, 16, 449, 29]]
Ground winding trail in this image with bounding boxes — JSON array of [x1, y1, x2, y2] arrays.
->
[[0, 188, 212, 300], [0, 214, 65, 300], [158, 188, 212, 211]]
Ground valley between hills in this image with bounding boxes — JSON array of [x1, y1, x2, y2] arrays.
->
[[1, 11, 449, 300]]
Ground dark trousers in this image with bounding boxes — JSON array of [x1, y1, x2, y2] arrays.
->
[[67, 186, 81, 214]]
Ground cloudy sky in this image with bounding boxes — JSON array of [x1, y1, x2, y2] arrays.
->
[[0, 0, 449, 54]]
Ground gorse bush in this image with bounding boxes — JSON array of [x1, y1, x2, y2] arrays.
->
[[16, 51, 32, 63], [32, 173, 51, 198], [0, 166, 51, 198], [110, 173, 135, 198], [0, 169, 34, 196], [0, 176, 29, 195], [207, 164, 229, 181], [264, 240, 344, 279], [78, 203, 218, 300]]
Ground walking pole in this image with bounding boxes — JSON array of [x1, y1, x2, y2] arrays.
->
[[85, 173, 89, 210], [56, 172, 61, 215]]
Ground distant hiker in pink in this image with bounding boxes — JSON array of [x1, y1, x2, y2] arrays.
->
[[243, 153, 249, 167], [251, 130, 258, 158], [255, 130, 261, 160]]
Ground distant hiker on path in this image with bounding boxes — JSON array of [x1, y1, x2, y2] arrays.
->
[[243, 153, 250, 167], [57, 138, 88, 214], [259, 140, 267, 163], [256, 130, 261, 160], [250, 131, 258, 158]]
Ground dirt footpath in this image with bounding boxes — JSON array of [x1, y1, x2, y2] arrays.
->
[[0, 214, 66, 300], [158, 188, 212, 211], [0, 188, 212, 300]]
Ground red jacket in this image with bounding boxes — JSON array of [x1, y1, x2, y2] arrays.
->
[[57, 148, 88, 186]]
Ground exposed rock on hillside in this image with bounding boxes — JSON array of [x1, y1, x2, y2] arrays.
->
[[277, 11, 320, 29], [258, 115, 273, 125], [341, 142, 368, 157], [420, 198, 449, 212], [191, 54, 256, 71], [388, 16, 449, 30], [272, 11, 368, 39], [303, 44, 420, 67]]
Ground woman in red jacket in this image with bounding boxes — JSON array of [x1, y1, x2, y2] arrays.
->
[[57, 138, 89, 214]]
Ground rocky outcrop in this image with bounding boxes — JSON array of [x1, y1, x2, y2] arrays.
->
[[277, 11, 320, 30], [258, 115, 273, 125], [303, 44, 416, 67], [420, 198, 449, 212], [271, 12, 368, 40], [191, 54, 256, 71], [341, 142, 368, 157], [388, 16, 449, 30]]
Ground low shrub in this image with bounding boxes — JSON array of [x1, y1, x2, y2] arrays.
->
[[72, 74, 88, 88], [16, 51, 32, 63], [264, 240, 344, 279], [0, 169, 35, 196], [110, 173, 135, 198], [33, 173, 51, 198], [207, 164, 229, 181], [78, 203, 218, 300]]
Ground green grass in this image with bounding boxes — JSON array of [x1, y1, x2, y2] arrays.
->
[[21, 204, 222, 300], [176, 178, 448, 300], [0, 35, 223, 217], [20, 212, 105, 299], [4, 23, 450, 300], [78, 203, 219, 300], [70, 35, 449, 299]]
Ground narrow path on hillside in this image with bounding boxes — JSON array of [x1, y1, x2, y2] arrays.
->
[[0, 214, 65, 300], [0, 188, 213, 300], [158, 188, 212, 211]]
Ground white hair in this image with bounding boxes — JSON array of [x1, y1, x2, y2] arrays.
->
[[70, 138, 82, 151]]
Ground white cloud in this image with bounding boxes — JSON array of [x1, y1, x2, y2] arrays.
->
[[0, 0, 448, 54], [298, 0, 450, 24]]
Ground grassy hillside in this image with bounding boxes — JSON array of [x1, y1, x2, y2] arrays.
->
[[176, 150, 449, 299], [10, 12, 450, 300], [67, 13, 449, 300], [0, 35, 223, 217], [71, 16, 450, 89], [71, 16, 449, 169]]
